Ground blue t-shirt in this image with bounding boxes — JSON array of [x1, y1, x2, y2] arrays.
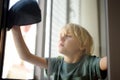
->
[[46, 55, 107, 80]]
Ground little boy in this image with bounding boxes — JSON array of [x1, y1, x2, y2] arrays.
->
[[12, 23, 107, 80]]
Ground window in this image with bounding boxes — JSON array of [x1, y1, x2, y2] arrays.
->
[[1, 0, 37, 79], [45, 0, 68, 58], [2, 25, 36, 79]]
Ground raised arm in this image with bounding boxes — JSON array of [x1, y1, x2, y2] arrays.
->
[[100, 56, 107, 71], [12, 26, 48, 69]]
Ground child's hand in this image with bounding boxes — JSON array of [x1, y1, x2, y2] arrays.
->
[[12, 26, 21, 32]]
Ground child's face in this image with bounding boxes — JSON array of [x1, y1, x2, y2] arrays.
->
[[58, 30, 80, 56]]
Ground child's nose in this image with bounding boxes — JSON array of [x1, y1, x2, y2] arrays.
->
[[60, 36, 65, 42]]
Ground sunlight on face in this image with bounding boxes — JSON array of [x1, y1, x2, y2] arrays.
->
[[58, 27, 81, 55]]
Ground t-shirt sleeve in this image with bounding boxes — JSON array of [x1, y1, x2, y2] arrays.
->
[[89, 56, 107, 79], [45, 58, 57, 75], [45, 57, 63, 76]]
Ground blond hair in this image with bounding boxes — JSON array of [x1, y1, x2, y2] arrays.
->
[[61, 23, 94, 55]]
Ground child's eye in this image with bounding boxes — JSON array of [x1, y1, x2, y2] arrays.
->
[[65, 34, 72, 37]]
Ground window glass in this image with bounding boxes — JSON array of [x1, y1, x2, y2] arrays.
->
[[2, 24, 36, 79], [45, 0, 67, 58], [2, 0, 37, 79]]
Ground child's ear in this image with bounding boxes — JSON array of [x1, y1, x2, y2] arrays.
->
[[80, 47, 86, 52], [79, 45, 86, 51]]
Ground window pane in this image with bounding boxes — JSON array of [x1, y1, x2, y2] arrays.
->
[[2, 24, 36, 79], [1, 0, 38, 79], [45, 0, 67, 58]]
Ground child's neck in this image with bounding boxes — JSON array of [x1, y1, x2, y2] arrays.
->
[[64, 53, 84, 64]]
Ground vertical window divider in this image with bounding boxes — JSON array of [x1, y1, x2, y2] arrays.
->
[[48, 0, 53, 79], [34, 0, 47, 80]]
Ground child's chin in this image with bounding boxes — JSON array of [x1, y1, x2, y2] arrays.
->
[[58, 50, 64, 54]]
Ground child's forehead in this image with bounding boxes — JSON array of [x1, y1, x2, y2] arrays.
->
[[60, 27, 73, 34]]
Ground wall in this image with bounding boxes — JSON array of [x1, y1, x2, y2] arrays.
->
[[80, 0, 100, 56]]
